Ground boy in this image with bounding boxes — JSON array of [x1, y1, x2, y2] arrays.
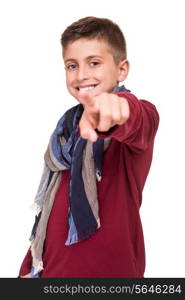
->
[[19, 16, 159, 278]]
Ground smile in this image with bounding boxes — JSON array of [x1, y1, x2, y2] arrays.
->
[[76, 84, 98, 92]]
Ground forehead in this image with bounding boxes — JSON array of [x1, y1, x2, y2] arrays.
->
[[63, 38, 113, 61]]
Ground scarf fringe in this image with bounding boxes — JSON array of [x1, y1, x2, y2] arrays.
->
[[31, 267, 40, 278], [31, 260, 43, 275], [30, 243, 44, 276], [30, 202, 41, 216]]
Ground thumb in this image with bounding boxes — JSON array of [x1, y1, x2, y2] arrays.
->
[[77, 92, 95, 108]]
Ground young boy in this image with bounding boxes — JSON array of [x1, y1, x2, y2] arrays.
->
[[19, 16, 159, 278]]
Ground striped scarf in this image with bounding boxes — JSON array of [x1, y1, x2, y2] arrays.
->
[[29, 84, 129, 276]]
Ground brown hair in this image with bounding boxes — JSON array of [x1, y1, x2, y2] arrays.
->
[[61, 16, 127, 64]]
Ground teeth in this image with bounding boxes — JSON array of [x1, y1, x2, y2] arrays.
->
[[78, 85, 96, 93]]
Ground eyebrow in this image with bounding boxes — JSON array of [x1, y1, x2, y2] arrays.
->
[[64, 55, 103, 64]]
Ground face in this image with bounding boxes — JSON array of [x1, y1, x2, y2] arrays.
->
[[63, 38, 129, 100]]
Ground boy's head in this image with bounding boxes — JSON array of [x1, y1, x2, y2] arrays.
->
[[61, 16, 129, 100]]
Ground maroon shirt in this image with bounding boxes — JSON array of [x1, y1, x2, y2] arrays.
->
[[19, 92, 159, 278]]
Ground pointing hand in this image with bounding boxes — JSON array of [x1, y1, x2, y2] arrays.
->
[[78, 92, 130, 142]]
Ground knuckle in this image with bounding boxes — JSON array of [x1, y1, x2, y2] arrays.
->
[[97, 125, 109, 131], [112, 114, 121, 123], [119, 114, 129, 124], [101, 112, 112, 119], [123, 110, 130, 120], [97, 120, 111, 132]]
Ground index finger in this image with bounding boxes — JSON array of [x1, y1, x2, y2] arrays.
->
[[79, 112, 98, 142]]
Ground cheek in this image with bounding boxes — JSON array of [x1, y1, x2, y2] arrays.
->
[[90, 69, 103, 79], [66, 74, 74, 87], [97, 65, 117, 82]]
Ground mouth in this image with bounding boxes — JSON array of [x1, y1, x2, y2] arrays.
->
[[75, 84, 98, 93]]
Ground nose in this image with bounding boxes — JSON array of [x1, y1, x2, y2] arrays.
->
[[76, 65, 90, 82]]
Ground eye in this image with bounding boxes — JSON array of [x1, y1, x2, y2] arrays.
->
[[89, 61, 100, 67], [65, 64, 77, 70]]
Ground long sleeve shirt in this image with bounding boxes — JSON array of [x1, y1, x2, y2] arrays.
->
[[18, 92, 159, 278]]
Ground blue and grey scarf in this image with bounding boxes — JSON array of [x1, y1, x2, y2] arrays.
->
[[29, 84, 130, 276]]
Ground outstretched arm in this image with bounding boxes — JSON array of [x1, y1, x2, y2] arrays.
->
[[78, 91, 159, 152]]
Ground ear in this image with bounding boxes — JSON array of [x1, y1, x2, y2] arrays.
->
[[117, 59, 129, 82]]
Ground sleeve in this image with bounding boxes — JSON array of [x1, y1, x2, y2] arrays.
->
[[96, 92, 160, 152], [18, 247, 32, 277]]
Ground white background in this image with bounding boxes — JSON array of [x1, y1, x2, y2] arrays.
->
[[0, 0, 184, 277]]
